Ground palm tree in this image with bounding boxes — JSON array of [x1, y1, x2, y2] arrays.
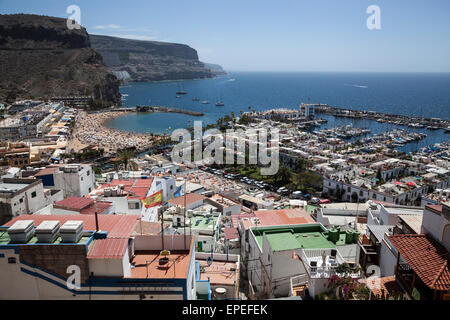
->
[[275, 165, 291, 186], [118, 149, 138, 171]]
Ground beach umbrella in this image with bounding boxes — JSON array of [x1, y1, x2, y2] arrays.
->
[[406, 182, 415, 186], [394, 181, 402, 185]]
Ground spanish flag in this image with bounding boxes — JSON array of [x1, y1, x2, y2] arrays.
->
[[141, 190, 163, 208], [292, 251, 301, 261]]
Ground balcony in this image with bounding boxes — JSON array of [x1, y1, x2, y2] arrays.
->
[[300, 248, 360, 279]]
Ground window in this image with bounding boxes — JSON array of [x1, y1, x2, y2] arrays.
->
[[128, 202, 140, 210], [31, 191, 36, 198], [88, 187, 92, 193], [81, 177, 83, 181], [19, 198, 23, 203], [87, 170, 90, 176], [8, 257, 16, 264]]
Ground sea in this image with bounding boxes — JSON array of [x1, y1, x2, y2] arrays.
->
[[105, 72, 450, 152]]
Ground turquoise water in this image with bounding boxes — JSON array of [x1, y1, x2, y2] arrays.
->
[[105, 72, 450, 151]]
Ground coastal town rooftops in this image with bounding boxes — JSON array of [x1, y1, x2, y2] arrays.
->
[[53, 196, 113, 215], [87, 238, 128, 259], [169, 193, 206, 207], [4, 214, 140, 238], [224, 227, 240, 240], [197, 260, 238, 286], [255, 209, 314, 225], [367, 224, 395, 243], [94, 178, 153, 199], [366, 276, 407, 298], [0, 178, 41, 196], [239, 209, 314, 230], [130, 250, 192, 279], [388, 234, 450, 291], [189, 213, 219, 231], [397, 214, 423, 234]]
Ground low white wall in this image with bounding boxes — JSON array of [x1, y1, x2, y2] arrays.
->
[[134, 235, 193, 251], [195, 252, 240, 262]]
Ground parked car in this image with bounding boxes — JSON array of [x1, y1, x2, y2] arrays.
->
[[302, 193, 311, 200], [291, 191, 303, 199]]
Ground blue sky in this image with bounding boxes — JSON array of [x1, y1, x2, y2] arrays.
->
[[1, 0, 450, 72]]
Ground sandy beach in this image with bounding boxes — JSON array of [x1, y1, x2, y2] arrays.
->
[[68, 111, 159, 154]]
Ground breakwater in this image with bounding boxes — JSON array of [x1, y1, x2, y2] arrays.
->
[[315, 105, 450, 130]]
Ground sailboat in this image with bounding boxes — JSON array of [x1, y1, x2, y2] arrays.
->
[[215, 91, 224, 106], [176, 81, 187, 95]]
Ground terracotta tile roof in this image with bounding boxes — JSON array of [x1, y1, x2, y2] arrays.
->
[[224, 227, 240, 240], [87, 238, 128, 259], [97, 178, 154, 200], [54, 196, 112, 215], [389, 234, 450, 291], [54, 196, 93, 211], [80, 201, 112, 215], [5, 214, 140, 238], [366, 276, 406, 297], [169, 193, 206, 207]]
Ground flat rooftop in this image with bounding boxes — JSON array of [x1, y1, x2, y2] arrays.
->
[[252, 224, 346, 252], [0, 229, 91, 245], [198, 260, 237, 286], [190, 215, 218, 230], [130, 250, 192, 279]]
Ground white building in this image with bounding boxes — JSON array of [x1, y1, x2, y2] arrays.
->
[[0, 178, 46, 224], [247, 223, 360, 299], [0, 214, 197, 300], [299, 103, 315, 119], [53, 164, 95, 198], [421, 203, 450, 250]]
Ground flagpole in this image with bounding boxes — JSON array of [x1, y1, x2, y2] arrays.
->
[[184, 177, 187, 250]]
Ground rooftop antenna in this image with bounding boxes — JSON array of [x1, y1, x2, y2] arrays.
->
[[92, 195, 100, 232]]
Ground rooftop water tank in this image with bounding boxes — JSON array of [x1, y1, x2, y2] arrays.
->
[[345, 230, 353, 244], [60, 220, 84, 243], [8, 220, 35, 243], [35, 221, 60, 243], [328, 228, 339, 244], [352, 230, 361, 243]]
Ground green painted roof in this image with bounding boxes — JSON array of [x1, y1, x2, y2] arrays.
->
[[252, 224, 347, 252]]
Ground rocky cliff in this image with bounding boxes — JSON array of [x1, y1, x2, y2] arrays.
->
[[0, 14, 121, 103], [90, 34, 225, 81]]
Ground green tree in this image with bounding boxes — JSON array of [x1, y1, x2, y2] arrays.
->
[[118, 149, 138, 171]]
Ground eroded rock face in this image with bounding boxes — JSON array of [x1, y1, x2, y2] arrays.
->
[[0, 14, 120, 103], [90, 34, 224, 81]]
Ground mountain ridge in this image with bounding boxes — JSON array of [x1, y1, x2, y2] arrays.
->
[[90, 34, 225, 82], [0, 14, 121, 104]]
